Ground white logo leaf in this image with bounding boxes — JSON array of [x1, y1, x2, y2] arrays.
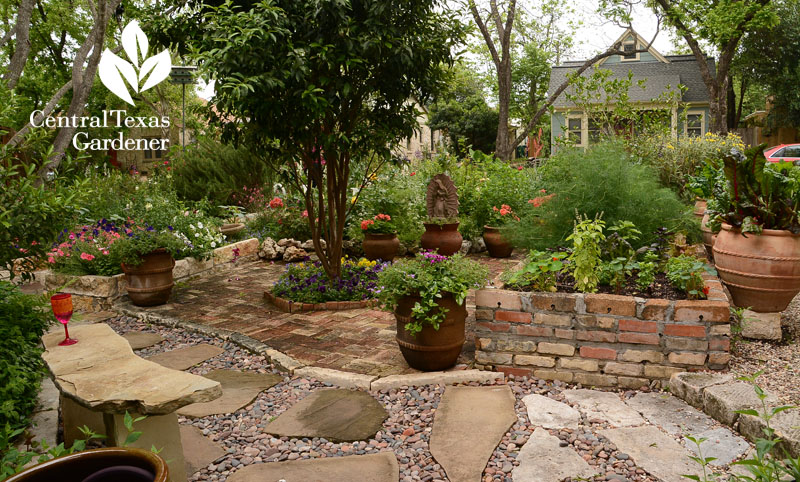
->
[[121, 20, 148, 68], [98, 49, 138, 106], [139, 50, 172, 92]]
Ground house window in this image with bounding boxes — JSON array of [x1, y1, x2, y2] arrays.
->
[[567, 117, 583, 145], [622, 40, 638, 61], [588, 118, 603, 144], [143, 137, 164, 160], [685, 111, 704, 137]]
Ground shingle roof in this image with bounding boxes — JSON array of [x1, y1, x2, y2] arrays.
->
[[548, 55, 714, 108]]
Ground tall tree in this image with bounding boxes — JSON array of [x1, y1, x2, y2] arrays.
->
[[156, 0, 465, 280], [648, 0, 776, 134]]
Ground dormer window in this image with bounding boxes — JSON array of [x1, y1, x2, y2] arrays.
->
[[622, 40, 638, 61]]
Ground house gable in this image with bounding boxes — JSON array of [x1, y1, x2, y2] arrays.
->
[[598, 28, 670, 66]]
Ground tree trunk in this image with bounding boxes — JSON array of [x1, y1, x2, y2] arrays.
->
[[3, 0, 35, 90], [495, 57, 513, 160]]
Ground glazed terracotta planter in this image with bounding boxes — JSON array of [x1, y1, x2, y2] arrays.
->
[[713, 223, 800, 312], [6, 447, 168, 482], [420, 223, 462, 256], [483, 226, 513, 258], [121, 249, 175, 307], [394, 293, 466, 371], [219, 223, 245, 236], [362, 233, 400, 261]]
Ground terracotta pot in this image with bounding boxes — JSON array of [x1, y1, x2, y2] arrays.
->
[[420, 223, 462, 256], [483, 226, 513, 258], [121, 249, 175, 307], [394, 293, 466, 371], [6, 447, 168, 482], [362, 233, 400, 261], [713, 223, 800, 312], [693, 199, 707, 220], [219, 223, 245, 236], [700, 212, 717, 260]]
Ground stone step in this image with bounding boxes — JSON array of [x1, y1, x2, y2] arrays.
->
[[513, 427, 596, 482], [599, 426, 701, 482], [226, 451, 399, 482], [146, 344, 225, 371], [123, 331, 165, 350], [180, 425, 225, 476], [521, 393, 581, 430], [178, 369, 282, 418], [563, 389, 645, 427]]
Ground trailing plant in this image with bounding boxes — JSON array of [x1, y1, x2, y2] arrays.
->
[[501, 250, 567, 292], [566, 213, 606, 293], [272, 258, 385, 303], [375, 252, 488, 336], [666, 255, 715, 299]]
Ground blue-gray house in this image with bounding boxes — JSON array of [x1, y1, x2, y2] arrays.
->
[[547, 28, 713, 151]]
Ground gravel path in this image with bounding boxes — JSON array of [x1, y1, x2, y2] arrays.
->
[[728, 338, 800, 405], [107, 316, 741, 481]]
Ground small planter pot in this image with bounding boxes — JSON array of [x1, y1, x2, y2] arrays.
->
[[420, 223, 462, 256], [394, 293, 466, 371], [700, 212, 716, 260], [713, 223, 800, 312], [219, 223, 245, 236], [483, 226, 513, 258], [121, 249, 175, 307], [693, 199, 707, 220], [6, 447, 168, 482], [362, 233, 400, 261]]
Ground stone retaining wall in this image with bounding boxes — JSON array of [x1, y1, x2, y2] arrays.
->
[[40, 238, 261, 312], [474, 275, 731, 388]]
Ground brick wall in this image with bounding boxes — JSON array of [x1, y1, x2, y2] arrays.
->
[[474, 277, 730, 388]]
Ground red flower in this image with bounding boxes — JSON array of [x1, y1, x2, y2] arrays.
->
[[269, 197, 284, 209], [540, 189, 547, 193], [702, 286, 710, 295], [410, 172, 416, 176], [517, 166, 523, 171], [552, 257, 558, 261], [360, 219, 375, 230]]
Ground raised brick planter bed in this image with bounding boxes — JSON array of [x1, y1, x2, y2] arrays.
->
[[474, 274, 730, 388], [263, 291, 377, 313]]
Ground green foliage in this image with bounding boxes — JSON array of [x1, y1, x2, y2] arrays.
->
[[0, 283, 52, 436], [112, 230, 186, 267], [599, 257, 634, 295], [509, 141, 699, 250], [376, 252, 488, 336], [632, 251, 659, 291], [272, 258, 384, 304], [566, 214, 606, 293], [666, 254, 714, 299], [501, 250, 567, 292], [360, 214, 396, 235], [1, 424, 105, 478]]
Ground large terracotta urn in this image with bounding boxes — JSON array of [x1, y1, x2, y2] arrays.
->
[[420, 223, 462, 256], [6, 447, 168, 482], [713, 223, 800, 312], [121, 249, 175, 307], [483, 226, 513, 258], [362, 233, 400, 261], [394, 293, 466, 371]]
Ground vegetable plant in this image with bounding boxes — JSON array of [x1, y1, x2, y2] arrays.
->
[[502, 250, 567, 292], [566, 213, 606, 293], [666, 254, 715, 299]]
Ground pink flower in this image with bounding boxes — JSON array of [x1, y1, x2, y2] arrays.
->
[[48, 257, 55, 264], [517, 166, 523, 171], [69, 233, 75, 240], [80, 252, 95, 261], [302, 210, 309, 218], [57, 249, 64, 256]]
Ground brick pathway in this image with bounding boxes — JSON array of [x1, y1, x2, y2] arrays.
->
[[132, 254, 523, 376]]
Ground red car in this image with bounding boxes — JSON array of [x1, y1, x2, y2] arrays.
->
[[764, 144, 800, 163]]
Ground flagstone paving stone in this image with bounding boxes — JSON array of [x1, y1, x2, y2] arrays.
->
[[180, 425, 225, 476], [513, 427, 596, 482], [688, 427, 751, 466], [225, 452, 399, 482], [599, 426, 701, 482], [178, 369, 282, 418], [146, 344, 225, 371], [429, 385, 517, 482], [626, 392, 715, 435], [522, 393, 581, 429], [123, 331, 165, 350], [264, 389, 387, 442], [564, 389, 646, 427]]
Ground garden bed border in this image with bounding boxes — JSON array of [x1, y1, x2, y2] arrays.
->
[[263, 291, 377, 313]]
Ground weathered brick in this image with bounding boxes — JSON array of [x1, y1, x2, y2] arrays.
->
[[619, 319, 658, 333], [496, 310, 532, 324], [579, 346, 617, 360], [533, 313, 572, 327], [475, 309, 493, 321], [575, 315, 617, 330], [537, 342, 575, 356], [494, 339, 538, 353], [476, 351, 513, 365], [708, 353, 731, 366], [709, 337, 731, 351], [514, 325, 553, 337], [643, 365, 684, 379], [665, 337, 708, 351], [641, 299, 671, 321], [584, 294, 636, 316], [476, 289, 522, 310], [604, 362, 643, 376], [576, 330, 617, 343], [664, 324, 706, 337], [668, 352, 707, 365], [554, 328, 575, 339], [674, 300, 730, 323], [710, 324, 731, 336], [617, 376, 650, 389], [573, 373, 617, 387], [559, 358, 599, 371], [477, 322, 510, 333], [705, 279, 723, 291], [496, 365, 532, 379], [515, 355, 556, 367], [529, 292, 578, 312], [618, 332, 660, 345], [707, 290, 727, 301], [619, 349, 664, 363], [533, 369, 574, 383], [477, 338, 493, 350]]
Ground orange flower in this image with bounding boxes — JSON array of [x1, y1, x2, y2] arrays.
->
[[360, 219, 375, 230]]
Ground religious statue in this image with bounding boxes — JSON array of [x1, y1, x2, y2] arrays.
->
[[426, 174, 459, 219]]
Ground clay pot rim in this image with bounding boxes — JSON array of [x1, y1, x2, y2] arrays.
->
[[423, 222, 459, 230], [720, 223, 800, 237], [483, 225, 504, 231], [220, 223, 245, 229], [7, 447, 168, 482], [363, 232, 398, 239]]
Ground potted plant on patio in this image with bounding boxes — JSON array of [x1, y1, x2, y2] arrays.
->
[[361, 214, 400, 261], [113, 225, 184, 307], [483, 204, 519, 258], [219, 205, 246, 237], [375, 251, 488, 371], [688, 161, 722, 258], [420, 174, 463, 255], [706, 145, 800, 312], [6, 447, 168, 482]]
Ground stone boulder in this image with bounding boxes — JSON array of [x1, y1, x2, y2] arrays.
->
[[459, 240, 472, 255], [300, 239, 325, 250], [258, 237, 281, 260], [277, 238, 301, 248], [283, 246, 309, 262], [470, 237, 487, 253]]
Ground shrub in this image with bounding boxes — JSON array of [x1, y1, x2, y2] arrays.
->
[[272, 258, 385, 303], [508, 141, 698, 250]]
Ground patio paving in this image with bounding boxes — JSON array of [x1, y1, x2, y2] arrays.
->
[[130, 254, 522, 376]]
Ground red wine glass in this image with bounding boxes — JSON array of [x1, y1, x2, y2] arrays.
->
[[50, 293, 78, 346]]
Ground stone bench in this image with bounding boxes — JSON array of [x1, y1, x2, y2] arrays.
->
[[42, 323, 222, 482]]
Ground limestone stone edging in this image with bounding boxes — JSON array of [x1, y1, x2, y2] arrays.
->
[[113, 302, 504, 391], [263, 291, 378, 313]]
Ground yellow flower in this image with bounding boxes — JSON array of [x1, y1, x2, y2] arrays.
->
[[667, 144, 674, 150], [351, 196, 357, 204]]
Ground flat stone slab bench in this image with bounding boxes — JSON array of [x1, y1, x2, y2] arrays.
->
[[42, 323, 222, 482]]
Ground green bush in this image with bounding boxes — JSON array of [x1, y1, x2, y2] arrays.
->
[[0, 283, 51, 434], [508, 141, 699, 250]]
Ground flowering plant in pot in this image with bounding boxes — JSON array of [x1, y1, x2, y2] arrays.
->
[[375, 251, 488, 371], [361, 214, 400, 261], [706, 145, 800, 312], [484, 204, 519, 258]]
